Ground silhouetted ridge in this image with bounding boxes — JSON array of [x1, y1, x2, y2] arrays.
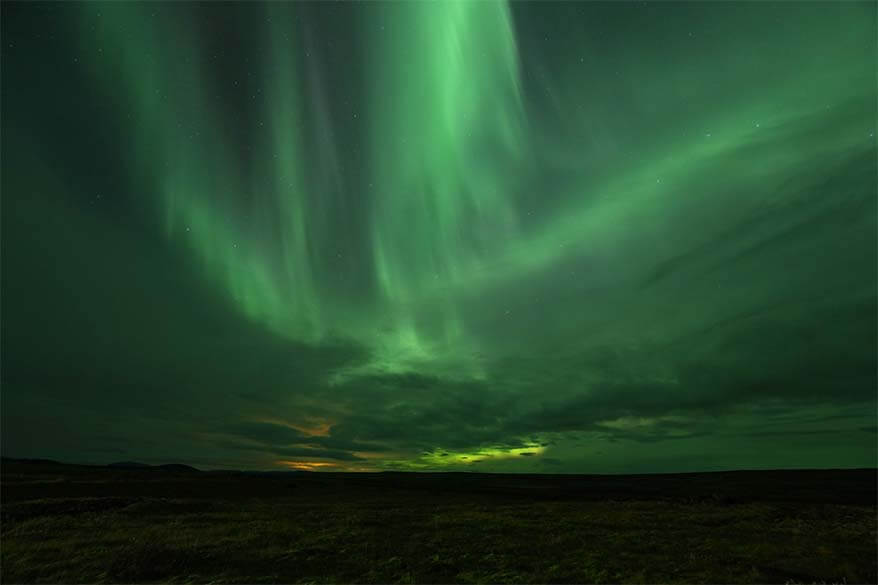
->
[[106, 462, 200, 472], [107, 461, 150, 468], [155, 463, 200, 473]]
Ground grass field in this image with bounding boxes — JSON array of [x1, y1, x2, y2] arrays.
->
[[2, 460, 875, 584]]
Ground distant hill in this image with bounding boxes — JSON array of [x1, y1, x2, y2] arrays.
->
[[107, 461, 151, 468], [2, 458, 201, 472], [0, 457, 62, 466], [154, 463, 200, 473], [108, 461, 200, 472]]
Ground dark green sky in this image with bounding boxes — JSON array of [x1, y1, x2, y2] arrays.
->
[[2, 1, 876, 473]]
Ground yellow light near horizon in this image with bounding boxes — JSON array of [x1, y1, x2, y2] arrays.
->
[[276, 460, 339, 471]]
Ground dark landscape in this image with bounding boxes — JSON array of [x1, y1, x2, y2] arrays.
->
[[2, 459, 875, 584]]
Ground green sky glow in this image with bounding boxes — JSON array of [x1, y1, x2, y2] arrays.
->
[[2, 1, 875, 472]]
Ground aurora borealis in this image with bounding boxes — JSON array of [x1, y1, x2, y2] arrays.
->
[[2, 1, 876, 473]]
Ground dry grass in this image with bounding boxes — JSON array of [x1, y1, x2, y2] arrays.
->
[[2, 496, 876, 584]]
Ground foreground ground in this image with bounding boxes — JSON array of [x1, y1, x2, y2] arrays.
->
[[1, 461, 875, 584]]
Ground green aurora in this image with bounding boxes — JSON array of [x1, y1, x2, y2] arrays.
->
[[2, 1, 876, 472]]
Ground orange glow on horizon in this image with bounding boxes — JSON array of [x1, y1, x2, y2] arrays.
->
[[276, 460, 339, 471], [275, 460, 380, 472]]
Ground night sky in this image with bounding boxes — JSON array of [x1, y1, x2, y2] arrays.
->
[[2, 1, 876, 473]]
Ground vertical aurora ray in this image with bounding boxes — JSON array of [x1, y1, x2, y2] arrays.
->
[[360, 0, 528, 379], [79, 3, 331, 343]]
